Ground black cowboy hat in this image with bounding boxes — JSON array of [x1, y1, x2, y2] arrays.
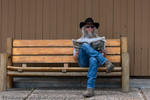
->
[[80, 17, 100, 29]]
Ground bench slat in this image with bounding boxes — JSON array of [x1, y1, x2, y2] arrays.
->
[[13, 47, 120, 55], [8, 71, 122, 76], [7, 66, 122, 72], [13, 39, 120, 47], [12, 55, 120, 63]]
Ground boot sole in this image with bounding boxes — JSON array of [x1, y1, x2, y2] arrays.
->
[[83, 94, 95, 98]]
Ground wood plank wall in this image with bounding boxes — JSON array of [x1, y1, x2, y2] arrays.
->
[[0, 0, 150, 76]]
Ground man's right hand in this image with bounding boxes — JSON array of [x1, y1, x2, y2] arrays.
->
[[73, 51, 79, 62]]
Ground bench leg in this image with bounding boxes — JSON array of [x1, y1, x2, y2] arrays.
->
[[0, 53, 7, 91], [7, 76, 13, 88], [122, 52, 130, 92]]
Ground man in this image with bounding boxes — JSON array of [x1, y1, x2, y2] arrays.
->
[[73, 17, 114, 97]]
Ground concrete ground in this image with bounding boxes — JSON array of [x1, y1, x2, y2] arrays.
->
[[0, 77, 150, 100], [0, 87, 149, 100]]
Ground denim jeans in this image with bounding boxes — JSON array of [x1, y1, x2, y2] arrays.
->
[[78, 42, 108, 89]]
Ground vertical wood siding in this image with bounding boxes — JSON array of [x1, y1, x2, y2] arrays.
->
[[0, 0, 149, 76]]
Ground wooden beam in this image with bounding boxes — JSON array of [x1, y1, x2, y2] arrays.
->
[[6, 37, 13, 88], [7, 71, 122, 76], [12, 55, 121, 63], [0, 53, 8, 91], [12, 47, 120, 55], [7, 66, 122, 72], [13, 39, 120, 47], [121, 36, 130, 92]]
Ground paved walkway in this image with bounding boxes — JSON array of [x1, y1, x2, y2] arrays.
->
[[0, 87, 149, 100]]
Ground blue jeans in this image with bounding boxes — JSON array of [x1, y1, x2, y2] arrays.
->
[[78, 42, 108, 89]]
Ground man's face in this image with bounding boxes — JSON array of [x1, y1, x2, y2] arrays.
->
[[84, 25, 94, 34]]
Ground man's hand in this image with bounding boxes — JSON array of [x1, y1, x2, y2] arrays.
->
[[73, 51, 79, 62], [102, 49, 107, 56]]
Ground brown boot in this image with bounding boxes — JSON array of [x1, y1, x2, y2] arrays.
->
[[82, 88, 95, 97], [103, 60, 114, 73]]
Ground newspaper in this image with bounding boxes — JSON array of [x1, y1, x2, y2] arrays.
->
[[72, 36, 106, 52]]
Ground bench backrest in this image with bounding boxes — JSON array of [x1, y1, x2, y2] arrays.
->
[[8, 39, 121, 65]]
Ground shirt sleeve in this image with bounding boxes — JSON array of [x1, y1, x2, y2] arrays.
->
[[73, 48, 76, 56], [104, 40, 106, 49]]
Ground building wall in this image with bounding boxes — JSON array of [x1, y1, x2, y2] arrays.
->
[[0, 0, 150, 76]]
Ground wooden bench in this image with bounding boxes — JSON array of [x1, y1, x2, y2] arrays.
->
[[0, 36, 129, 92]]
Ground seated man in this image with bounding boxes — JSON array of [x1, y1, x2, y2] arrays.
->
[[73, 17, 114, 97]]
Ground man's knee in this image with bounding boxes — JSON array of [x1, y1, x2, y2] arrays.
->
[[89, 57, 98, 63]]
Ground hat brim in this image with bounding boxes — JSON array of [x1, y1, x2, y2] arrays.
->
[[80, 22, 99, 29]]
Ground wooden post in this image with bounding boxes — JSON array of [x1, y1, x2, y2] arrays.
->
[[0, 53, 8, 91], [6, 37, 13, 88], [121, 36, 130, 92]]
